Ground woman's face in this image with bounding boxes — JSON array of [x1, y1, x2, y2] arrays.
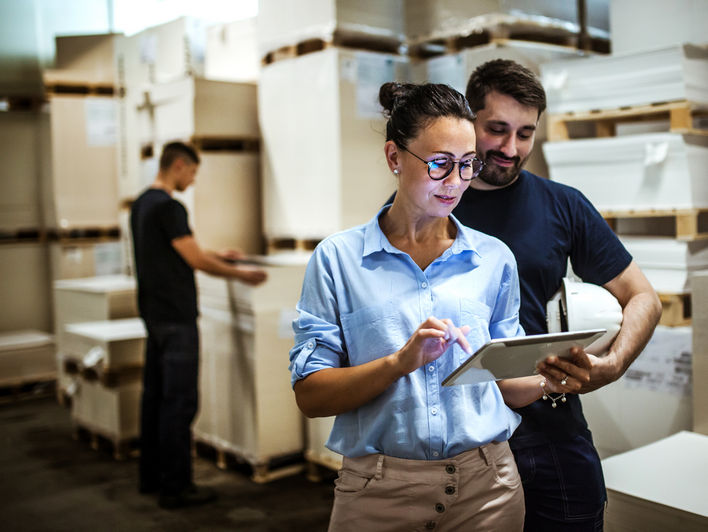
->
[[392, 116, 477, 219]]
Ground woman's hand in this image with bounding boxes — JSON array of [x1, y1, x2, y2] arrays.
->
[[536, 347, 592, 395], [391, 317, 471, 377]]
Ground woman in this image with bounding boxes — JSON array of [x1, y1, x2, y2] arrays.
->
[[289, 82, 568, 531]]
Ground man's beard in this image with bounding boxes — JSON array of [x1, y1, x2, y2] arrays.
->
[[477, 150, 527, 188]]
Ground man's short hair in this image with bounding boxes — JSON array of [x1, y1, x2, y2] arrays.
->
[[159, 141, 200, 171], [465, 59, 547, 118]]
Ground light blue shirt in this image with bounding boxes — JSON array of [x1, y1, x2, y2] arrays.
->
[[289, 207, 524, 459]]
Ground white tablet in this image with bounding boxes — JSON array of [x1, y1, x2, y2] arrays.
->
[[441, 329, 606, 386]]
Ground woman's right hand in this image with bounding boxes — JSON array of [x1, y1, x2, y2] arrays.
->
[[391, 317, 471, 377]]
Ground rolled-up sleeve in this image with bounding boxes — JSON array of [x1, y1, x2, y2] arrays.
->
[[289, 244, 347, 387], [489, 257, 524, 340]]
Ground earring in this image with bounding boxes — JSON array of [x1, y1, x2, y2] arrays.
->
[[393, 169, 400, 175]]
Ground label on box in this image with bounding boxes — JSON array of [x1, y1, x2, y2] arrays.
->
[[622, 326, 692, 396], [85, 99, 118, 146], [353, 53, 396, 119], [426, 54, 466, 94]]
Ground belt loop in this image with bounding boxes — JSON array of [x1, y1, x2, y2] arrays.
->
[[478, 444, 490, 466], [375, 455, 384, 480]]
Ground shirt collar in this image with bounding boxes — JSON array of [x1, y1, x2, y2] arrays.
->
[[363, 205, 481, 261]]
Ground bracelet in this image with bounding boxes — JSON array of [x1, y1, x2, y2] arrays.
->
[[540, 378, 566, 408]]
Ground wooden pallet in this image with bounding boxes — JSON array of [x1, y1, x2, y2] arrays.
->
[[191, 136, 260, 153], [659, 293, 691, 327], [262, 29, 402, 66], [0, 96, 46, 111], [304, 450, 342, 482], [0, 377, 56, 405], [193, 437, 305, 484], [72, 423, 139, 461], [0, 228, 44, 244], [266, 237, 321, 254], [408, 18, 608, 59], [548, 100, 708, 142], [45, 82, 116, 97], [47, 226, 121, 242], [602, 208, 708, 241]]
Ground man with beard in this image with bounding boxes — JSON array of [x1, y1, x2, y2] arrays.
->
[[453, 59, 661, 530]]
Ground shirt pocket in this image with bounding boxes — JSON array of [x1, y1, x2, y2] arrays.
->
[[340, 300, 406, 365], [460, 299, 492, 363]]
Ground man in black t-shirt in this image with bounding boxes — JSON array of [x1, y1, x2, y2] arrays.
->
[[455, 60, 662, 531], [131, 142, 267, 510]]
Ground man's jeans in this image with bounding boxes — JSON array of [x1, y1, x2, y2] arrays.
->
[[513, 434, 606, 532], [139, 321, 199, 496]]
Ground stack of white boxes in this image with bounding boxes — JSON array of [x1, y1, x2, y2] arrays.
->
[[537, 2, 708, 521], [52, 275, 143, 457], [0, 109, 55, 382], [194, 256, 308, 482]]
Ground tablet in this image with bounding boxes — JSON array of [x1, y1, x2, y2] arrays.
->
[[441, 329, 606, 386]]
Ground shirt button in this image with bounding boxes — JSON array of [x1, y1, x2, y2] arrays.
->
[[425, 522, 436, 530], [428, 365, 435, 372], [435, 503, 445, 513], [431, 408, 438, 415], [432, 451, 439, 457], [445, 464, 456, 474], [306, 341, 314, 349], [421, 281, 428, 288], [445, 485, 456, 495]]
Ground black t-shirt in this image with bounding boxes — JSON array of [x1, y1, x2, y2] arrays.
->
[[130, 188, 197, 324], [453, 170, 632, 448]]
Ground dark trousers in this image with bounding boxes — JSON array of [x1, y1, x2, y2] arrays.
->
[[513, 434, 606, 532], [139, 321, 199, 496]]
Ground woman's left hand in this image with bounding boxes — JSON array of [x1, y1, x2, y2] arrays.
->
[[536, 347, 592, 394]]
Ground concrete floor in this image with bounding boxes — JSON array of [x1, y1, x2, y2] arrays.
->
[[0, 392, 335, 532]]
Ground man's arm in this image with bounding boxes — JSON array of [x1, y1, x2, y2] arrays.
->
[[586, 260, 662, 391], [172, 234, 267, 285]]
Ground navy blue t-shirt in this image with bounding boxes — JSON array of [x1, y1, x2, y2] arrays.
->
[[130, 188, 197, 324], [453, 170, 632, 448]]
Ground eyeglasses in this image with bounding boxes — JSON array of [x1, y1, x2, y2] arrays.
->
[[402, 147, 485, 181]]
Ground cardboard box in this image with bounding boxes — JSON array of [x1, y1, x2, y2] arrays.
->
[[256, 0, 404, 55], [404, 0, 609, 44], [46, 95, 119, 229], [192, 152, 262, 255], [53, 275, 137, 353], [541, 44, 708, 114], [693, 271, 708, 436], [0, 243, 51, 333], [0, 111, 47, 232], [49, 240, 124, 280], [617, 237, 708, 294], [63, 318, 145, 370], [116, 88, 156, 201], [205, 18, 260, 82], [582, 326, 693, 459], [150, 78, 258, 142], [602, 431, 708, 531], [194, 259, 308, 464], [47, 33, 121, 85], [115, 17, 207, 88], [260, 48, 407, 240], [543, 134, 708, 212], [610, 0, 708, 55], [0, 330, 55, 386], [71, 373, 141, 440]]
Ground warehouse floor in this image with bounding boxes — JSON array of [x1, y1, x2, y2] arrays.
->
[[0, 391, 335, 532]]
